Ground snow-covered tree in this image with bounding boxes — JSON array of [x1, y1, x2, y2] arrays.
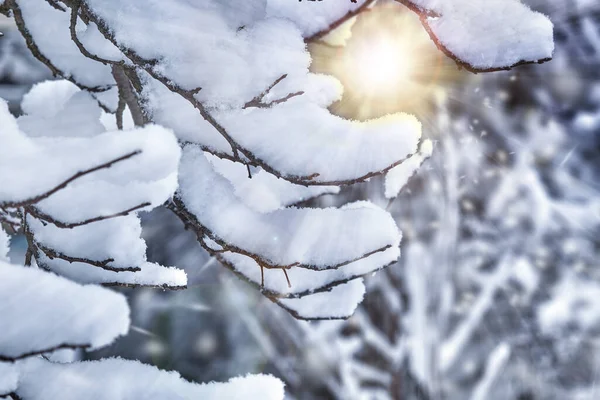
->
[[0, 0, 554, 398], [245, 3, 600, 399]]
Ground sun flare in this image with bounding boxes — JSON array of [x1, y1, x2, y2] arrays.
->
[[348, 36, 412, 96], [309, 3, 462, 121]]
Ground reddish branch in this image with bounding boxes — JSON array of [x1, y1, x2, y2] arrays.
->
[[306, 0, 377, 42], [394, 0, 551, 73]]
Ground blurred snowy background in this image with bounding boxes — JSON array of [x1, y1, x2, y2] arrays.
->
[[1, 1, 599, 399]]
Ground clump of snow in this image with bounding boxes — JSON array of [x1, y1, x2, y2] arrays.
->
[[16, 358, 285, 400], [15, 0, 115, 89], [219, 245, 398, 298], [0, 362, 18, 396], [40, 258, 187, 288], [385, 139, 433, 199], [402, 0, 554, 70], [0, 81, 185, 289], [266, 0, 371, 38], [278, 279, 366, 320], [177, 146, 401, 270], [0, 261, 129, 360], [214, 99, 421, 184], [177, 146, 400, 318], [208, 155, 339, 213]]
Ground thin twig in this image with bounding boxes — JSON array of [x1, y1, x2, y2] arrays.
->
[[0, 151, 141, 208]]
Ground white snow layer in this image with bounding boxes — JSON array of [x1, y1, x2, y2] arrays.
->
[[177, 146, 401, 270], [401, 0, 554, 70], [177, 146, 400, 319], [16, 358, 285, 400], [385, 139, 433, 199], [39, 256, 188, 288], [73, 0, 423, 184], [0, 363, 18, 396], [14, 0, 115, 89], [219, 240, 399, 297], [278, 279, 367, 320], [266, 0, 371, 37], [0, 262, 129, 360], [0, 82, 185, 288], [0, 97, 178, 208], [207, 155, 340, 213], [214, 97, 421, 184]]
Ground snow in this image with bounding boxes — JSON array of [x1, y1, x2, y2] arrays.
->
[[214, 97, 421, 184], [76, 0, 422, 185], [266, 0, 371, 37], [140, 75, 233, 156], [14, 0, 115, 89], [16, 357, 285, 400], [28, 215, 147, 269], [401, 0, 554, 70], [0, 81, 185, 289], [439, 257, 512, 372], [39, 256, 187, 288], [19, 89, 104, 139], [207, 155, 339, 213], [34, 173, 178, 225], [20, 80, 80, 119], [0, 261, 129, 360], [385, 139, 433, 199], [0, 362, 18, 396], [141, 67, 421, 185], [84, 0, 309, 107], [470, 343, 510, 400], [219, 245, 398, 298], [177, 145, 401, 270], [0, 99, 178, 207], [278, 279, 366, 320]]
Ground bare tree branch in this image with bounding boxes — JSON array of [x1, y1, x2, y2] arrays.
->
[[394, 0, 551, 73], [9, 0, 114, 92], [0, 151, 141, 208], [111, 65, 149, 127], [26, 202, 151, 229], [305, 0, 377, 42], [243, 74, 304, 109], [0, 343, 91, 362], [102, 282, 187, 290], [170, 196, 392, 273], [35, 241, 141, 273]]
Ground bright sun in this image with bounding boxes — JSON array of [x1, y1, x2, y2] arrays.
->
[[349, 36, 412, 96], [308, 2, 461, 121]]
